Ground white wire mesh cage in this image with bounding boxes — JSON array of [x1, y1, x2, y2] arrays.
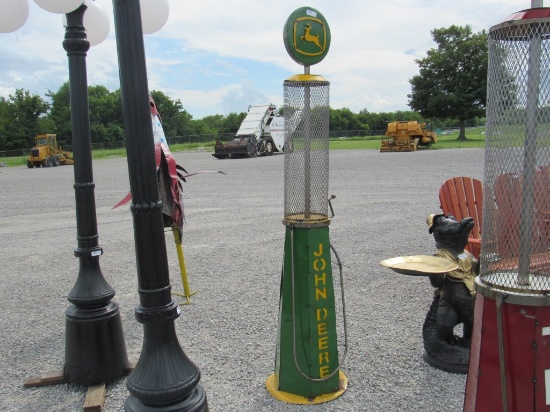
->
[[480, 14, 550, 293], [283, 78, 330, 222]]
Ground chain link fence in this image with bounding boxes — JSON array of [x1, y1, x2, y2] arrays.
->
[[0, 133, 231, 158], [0, 127, 488, 159], [0, 130, 392, 159]]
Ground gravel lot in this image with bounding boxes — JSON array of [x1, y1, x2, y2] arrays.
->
[[0, 148, 484, 411]]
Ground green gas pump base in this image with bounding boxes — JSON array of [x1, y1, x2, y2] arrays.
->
[[266, 223, 347, 404]]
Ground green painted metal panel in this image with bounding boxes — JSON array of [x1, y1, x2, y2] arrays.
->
[[274, 225, 340, 397], [283, 7, 331, 67]]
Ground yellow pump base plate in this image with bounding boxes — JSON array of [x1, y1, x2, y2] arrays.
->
[[266, 371, 348, 404]]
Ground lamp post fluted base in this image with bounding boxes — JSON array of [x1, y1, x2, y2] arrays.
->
[[125, 318, 208, 411], [125, 386, 208, 412], [64, 302, 130, 385]]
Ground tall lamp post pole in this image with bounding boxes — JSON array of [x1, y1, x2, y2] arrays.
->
[[111, 0, 208, 410], [62, 3, 130, 385]]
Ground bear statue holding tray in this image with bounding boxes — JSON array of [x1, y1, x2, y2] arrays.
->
[[422, 213, 479, 374], [380, 213, 479, 373]]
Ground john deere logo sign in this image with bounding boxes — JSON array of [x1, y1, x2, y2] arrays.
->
[[284, 7, 331, 66]]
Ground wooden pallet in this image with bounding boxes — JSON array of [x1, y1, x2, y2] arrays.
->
[[24, 363, 134, 411]]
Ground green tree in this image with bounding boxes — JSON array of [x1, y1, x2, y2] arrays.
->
[[0, 89, 50, 150], [48, 83, 124, 146], [408, 25, 488, 140], [221, 112, 245, 134], [0, 98, 9, 149], [196, 114, 224, 135], [88, 85, 124, 143], [46, 82, 72, 147], [330, 107, 368, 131], [357, 110, 393, 131]]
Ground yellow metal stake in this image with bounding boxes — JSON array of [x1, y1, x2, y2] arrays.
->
[[171, 225, 196, 304]]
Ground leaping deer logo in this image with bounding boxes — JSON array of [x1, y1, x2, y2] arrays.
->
[[300, 23, 322, 50]]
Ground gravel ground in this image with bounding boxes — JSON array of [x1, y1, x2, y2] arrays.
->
[[0, 148, 485, 411]]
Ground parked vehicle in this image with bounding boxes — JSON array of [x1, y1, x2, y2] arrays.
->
[[213, 104, 285, 159], [380, 121, 437, 152], [26, 134, 74, 168]]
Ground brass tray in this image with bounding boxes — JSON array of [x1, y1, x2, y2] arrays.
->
[[380, 255, 458, 276]]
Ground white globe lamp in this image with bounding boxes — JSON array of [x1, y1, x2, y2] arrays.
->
[[0, 0, 30, 33], [62, 0, 110, 46], [34, 0, 83, 14], [140, 0, 169, 34], [83, 0, 109, 46]]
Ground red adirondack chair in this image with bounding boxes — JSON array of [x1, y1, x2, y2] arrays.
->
[[439, 177, 483, 259], [492, 170, 550, 274]]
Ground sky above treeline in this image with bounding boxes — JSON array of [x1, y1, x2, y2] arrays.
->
[[0, 0, 529, 119]]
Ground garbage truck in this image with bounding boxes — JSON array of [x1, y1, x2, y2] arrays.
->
[[212, 104, 285, 159]]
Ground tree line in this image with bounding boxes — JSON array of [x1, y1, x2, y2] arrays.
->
[[0, 83, 481, 152], [0, 24, 490, 151], [0, 85, 229, 151]]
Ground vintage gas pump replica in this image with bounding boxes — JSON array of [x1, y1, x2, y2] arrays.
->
[[266, 6, 348, 404], [464, 4, 550, 411]]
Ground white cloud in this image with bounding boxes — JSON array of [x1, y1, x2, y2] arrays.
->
[[168, 85, 230, 119], [0, 0, 537, 118], [220, 81, 270, 114]]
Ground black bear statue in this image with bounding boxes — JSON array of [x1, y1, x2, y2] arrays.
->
[[422, 213, 479, 374]]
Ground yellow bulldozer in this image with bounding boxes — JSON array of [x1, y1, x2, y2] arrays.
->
[[26, 134, 74, 168], [380, 121, 437, 152]]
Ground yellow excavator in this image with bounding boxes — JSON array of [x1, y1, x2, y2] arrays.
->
[[380, 121, 437, 152]]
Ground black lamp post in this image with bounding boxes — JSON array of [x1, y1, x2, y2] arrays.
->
[[62, 3, 130, 385], [111, 0, 208, 410]]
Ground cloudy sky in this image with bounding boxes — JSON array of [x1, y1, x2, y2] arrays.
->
[[0, 0, 531, 119]]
